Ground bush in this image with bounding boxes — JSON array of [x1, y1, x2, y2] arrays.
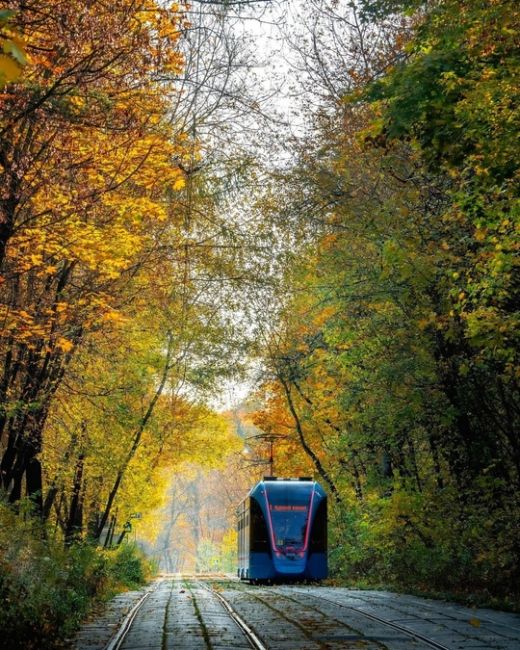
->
[[0, 500, 153, 649], [110, 543, 150, 588], [330, 487, 520, 609]]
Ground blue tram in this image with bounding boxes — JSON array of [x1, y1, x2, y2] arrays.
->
[[237, 477, 327, 582]]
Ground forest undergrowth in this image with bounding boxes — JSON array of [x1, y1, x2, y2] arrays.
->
[[0, 500, 154, 649], [325, 488, 520, 611]]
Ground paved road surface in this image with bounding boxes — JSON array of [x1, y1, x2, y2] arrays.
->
[[74, 576, 520, 650]]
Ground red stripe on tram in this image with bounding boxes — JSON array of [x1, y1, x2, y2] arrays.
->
[[262, 489, 281, 555], [301, 486, 315, 553]]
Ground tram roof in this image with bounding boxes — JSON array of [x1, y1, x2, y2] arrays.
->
[[262, 476, 313, 481], [236, 477, 325, 513], [247, 477, 320, 501]]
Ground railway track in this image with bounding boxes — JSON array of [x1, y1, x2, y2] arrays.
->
[[73, 576, 520, 650], [198, 581, 268, 650], [105, 588, 153, 650], [335, 589, 520, 635], [272, 588, 451, 650], [101, 577, 267, 650], [218, 582, 520, 650]]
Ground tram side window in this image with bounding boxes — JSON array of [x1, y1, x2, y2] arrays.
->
[[310, 499, 327, 552], [250, 497, 270, 553]]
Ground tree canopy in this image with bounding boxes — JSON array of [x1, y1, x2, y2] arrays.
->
[[0, 1, 519, 640]]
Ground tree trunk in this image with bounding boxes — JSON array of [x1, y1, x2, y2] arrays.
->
[[65, 453, 85, 545], [26, 457, 43, 514], [93, 331, 174, 541], [279, 376, 342, 504]]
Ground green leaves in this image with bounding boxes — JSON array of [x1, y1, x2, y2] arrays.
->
[[252, 0, 520, 602], [3, 34, 26, 66]]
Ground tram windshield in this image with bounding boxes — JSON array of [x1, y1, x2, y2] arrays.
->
[[265, 482, 313, 548]]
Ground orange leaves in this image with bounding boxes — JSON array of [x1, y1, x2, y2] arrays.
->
[[0, 0, 191, 407], [17, 309, 32, 321], [312, 305, 337, 329], [0, 53, 21, 84], [56, 337, 74, 353], [1, 18, 189, 345], [0, 307, 51, 347], [0, 0, 211, 523], [134, 0, 186, 75], [100, 309, 128, 325]]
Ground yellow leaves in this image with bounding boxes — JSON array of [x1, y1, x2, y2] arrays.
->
[[474, 227, 488, 242], [312, 305, 336, 328], [56, 337, 74, 353], [68, 95, 85, 109], [101, 310, 128, 325], [0, 307, 58, 346], [29, 253, 44, 267], [0, 10, 28, 86], [469, 618, 481, 628], [172, 175, 186, 191], [0, 53, 21, 83], [0, 1, 216, 543]]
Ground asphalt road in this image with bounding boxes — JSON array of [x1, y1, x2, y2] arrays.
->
[[74, 576, 520, 650]]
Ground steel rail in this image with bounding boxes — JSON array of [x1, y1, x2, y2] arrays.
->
[[343, 591, 520, 635], [199, 582, 268, 650], [286, 589, 452, 650], [105, 588, 153, 650]]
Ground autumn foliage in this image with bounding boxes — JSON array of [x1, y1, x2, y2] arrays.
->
[[0, 0, 519, 640], [252, 0, 520, 604]]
